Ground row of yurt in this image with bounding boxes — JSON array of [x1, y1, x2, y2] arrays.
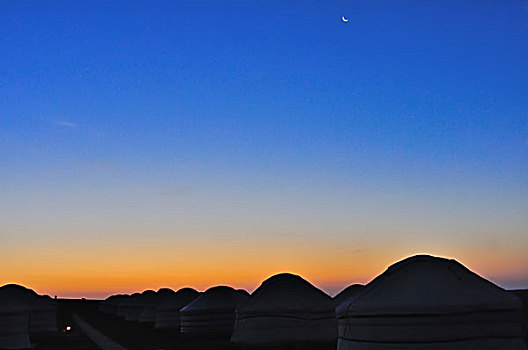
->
[[95, 255, 526, 348], [98, 294, 128, 314], [0, 284, 57, 350], [117, 292, 140, 318], [124, 290, 156, 322], [99, 286, 249, 335], [99, 278, 338, 343], [336, 255, 526, 349], [139, 288, 177, 323], [98, 287, 202, 327]]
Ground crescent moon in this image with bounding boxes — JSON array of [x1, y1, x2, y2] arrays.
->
[[342, 16, 349, 22]]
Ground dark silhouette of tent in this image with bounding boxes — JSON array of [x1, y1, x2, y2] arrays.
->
[[509, 289, 528, 345], [180, 286, 249, 336], [117, 293, 140, 318], [154, 288, 200, 330], [99, 294, 128, 315], [29, 295, 57, 333], [124, 290, 156, 322], [333, 284, 365, 306], [231, 273, 336, 345], [0, 293, 31, 349], [0, 284, 57, 335], [138, 288, 176, 323], [336, 255, 526, 349]]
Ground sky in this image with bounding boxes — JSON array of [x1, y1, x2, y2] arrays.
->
[[1, 0, 527, 299]]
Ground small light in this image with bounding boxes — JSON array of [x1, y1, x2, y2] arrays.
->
[[65, 326, 71, 331]]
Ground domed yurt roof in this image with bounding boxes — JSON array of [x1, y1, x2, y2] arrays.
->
[[0, 284, 54, 311], [154, 288, 201, 329], [157, 288, 176, 297], [337, 255, 523, 317], [157, 288, 200, 311], [231, 274, 337, 345], [181, 286, 248, 314], [117, 293, 139, 317], [124, 290, 157, 321], [101, 294, 128, 314], [0, 284, 38, 299], [180, 286, 249, 336], [237, 273, 333, 315], [121, 293, 141, 306], [131, 290, 156, 304], [333, 284, 365, 306], [137, 288, 176, 323]]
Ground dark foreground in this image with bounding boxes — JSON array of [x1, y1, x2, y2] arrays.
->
[[49, 299, 335, 350], [31, 300, 98, 350]]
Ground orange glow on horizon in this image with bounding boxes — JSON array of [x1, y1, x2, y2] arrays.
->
[[3, 229, 527, 299], [3, 245, 527, 299]]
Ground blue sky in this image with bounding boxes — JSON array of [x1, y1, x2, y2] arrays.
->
[[1, 0, 527, 296]]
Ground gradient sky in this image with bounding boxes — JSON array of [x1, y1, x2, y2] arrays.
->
[[1, 0, 527, 299]]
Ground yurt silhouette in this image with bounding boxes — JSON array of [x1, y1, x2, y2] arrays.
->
[[124, 290, 156, 322], [101, 294, 130, 316], [231, 273, 336, 345], [333, 284, 365, 306], [336, 255, 527, 349], [29, 295, 57, 333], [510, 289, 528, 344], [180, 286, 249, 337], [139, 288, 176, 323], [99, 294, 128, 315], [154, 288, 200, 330], [0, 294, 31, 350], [117, 293, 139, 318], [0, 284, 57, 335]]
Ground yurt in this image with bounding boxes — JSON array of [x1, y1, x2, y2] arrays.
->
[[180, 286, 249, 336], [154, 288, 200, 329], [0, 295, 31, 350], [124, 290, 156, 322], [99, 294, 118, 314], [102, 295, 128, 316], [333, 284, 365, 306], [231, 273, 336, 345], [117, 293, 139, 318], [139, 288, 176, 323], [0, 285, 57, 335], [28, 295, 57, 333], [336, 255, 527, 350], [510, 289, 528, 344]]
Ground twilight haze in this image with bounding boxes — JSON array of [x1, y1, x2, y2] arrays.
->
[[1, 0, 527, 299]]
